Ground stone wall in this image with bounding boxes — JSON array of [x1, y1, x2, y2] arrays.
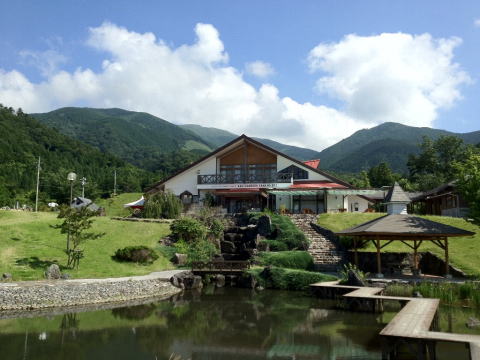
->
[[348, 251, 466, 277], [0, 271, 183, 311]]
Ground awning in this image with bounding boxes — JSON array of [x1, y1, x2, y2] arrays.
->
[[123, 196, 145, 208], [326, 189, 380, 196], [267, 190, 323, 196]]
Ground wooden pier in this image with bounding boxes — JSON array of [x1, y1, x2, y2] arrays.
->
[[311, 281, 480, 360]]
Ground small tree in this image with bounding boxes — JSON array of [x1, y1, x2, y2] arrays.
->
[[52, 206, 104, 268], [143, 192, 183, 219], [454, 150, 480, 225]]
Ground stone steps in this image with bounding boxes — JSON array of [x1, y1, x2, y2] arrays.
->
[[288, 214, 346, 272]]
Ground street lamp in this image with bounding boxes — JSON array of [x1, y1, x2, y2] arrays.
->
[[67, 172, 77, 204], [66, 172, 76, 254]]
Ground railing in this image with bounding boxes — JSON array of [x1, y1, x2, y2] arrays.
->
[[191, 261, 251, 272], [197, 173, 292, 185]]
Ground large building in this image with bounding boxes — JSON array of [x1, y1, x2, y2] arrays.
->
[[147, 135, 372, 214]]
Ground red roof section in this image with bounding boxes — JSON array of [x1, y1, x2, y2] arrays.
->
[[303, 159, 320, 169], [290, 181, 347, 189]]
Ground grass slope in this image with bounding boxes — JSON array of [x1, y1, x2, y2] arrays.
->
[[0, 211, 172, 281], [318, 213, 480, 276], [96, 193, 143, 217]]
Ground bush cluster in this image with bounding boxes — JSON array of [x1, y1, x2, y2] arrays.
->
[[114, 246, 159, 264], [257, 251, 314, 270], [143, 192, 183, 219], [249, 212, 309, 250], [170, 217, 208, 242], [250, 266, 336, 291]]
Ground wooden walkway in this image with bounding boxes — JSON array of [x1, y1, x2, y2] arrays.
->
[[311, 281, 480, 360]]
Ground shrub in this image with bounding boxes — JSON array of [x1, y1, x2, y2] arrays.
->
[[114, 246, 159, 264], [250, 266, 337, 291], [175, 239, 218, 265], [258, 251, 314, 270], [260, 239, 289, 251], [170, 217, 207, 242], [339, 263, 368, 284], [143, 192, 183, 219]]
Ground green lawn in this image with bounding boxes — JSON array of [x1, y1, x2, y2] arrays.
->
[[0, 210, 173, 281], [317, 213, 480, 277], [96, 192, 143, 217]]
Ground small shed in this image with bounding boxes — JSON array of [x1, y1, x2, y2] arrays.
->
[[70, 197, 100, 212]]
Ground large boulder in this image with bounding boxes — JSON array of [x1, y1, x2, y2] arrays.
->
[[257, 215, 272, 237], [171, 271, 203, 289], [1, 273, 12, 281], [45, 264, 61, 280], [220, 240, 236, 253], [344, 269, 367, 287], [213, 274, 226, 288], [173, 253, 187, 266]]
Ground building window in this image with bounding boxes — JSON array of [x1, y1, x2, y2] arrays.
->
[[279, 165, 308, 180]]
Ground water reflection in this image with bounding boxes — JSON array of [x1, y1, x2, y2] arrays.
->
[[0, 287, 472, 360]]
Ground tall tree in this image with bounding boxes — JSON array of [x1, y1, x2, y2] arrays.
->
[[454, 149, 480, 225], [368, 162, 395, 187]]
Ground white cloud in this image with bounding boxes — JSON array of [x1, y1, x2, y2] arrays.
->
[[245, 61, 275, 78], [19, 49, 67, 77], [308, 33, 470, 127], [475, 18, 480, 27], [0, 24, 470, 151]]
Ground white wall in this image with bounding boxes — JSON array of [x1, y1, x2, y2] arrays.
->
[[276, 156, 329, 181], [326, 194, 345, 212], [387, 203, 408, 215], [346, 195, 370, 213], [276, 193, 292, 212], [163, 157, 217, 195]]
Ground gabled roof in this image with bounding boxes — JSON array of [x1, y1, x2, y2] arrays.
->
[[385, 182, 411, 203], [336, 214, 475, 238], [146, 134, 352, 193], [303, 159, 320, 169]]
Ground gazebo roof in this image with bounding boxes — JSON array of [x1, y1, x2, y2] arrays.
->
[[336, 214, 475, 239], [385, 182, 411, 203]]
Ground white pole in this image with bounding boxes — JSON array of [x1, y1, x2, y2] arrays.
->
[[81, 177, 86, 198], [113, 170, 116, 196], [35, 156, 40, 212]]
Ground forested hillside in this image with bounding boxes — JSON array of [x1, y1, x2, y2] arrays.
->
[[33, 108, 212, 171], [0, 105, 153, 207]]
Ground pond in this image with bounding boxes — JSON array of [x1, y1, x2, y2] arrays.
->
[[0, 287, 476, 360]]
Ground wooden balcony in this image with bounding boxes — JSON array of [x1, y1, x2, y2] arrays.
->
[[197, 173, 292, 185]]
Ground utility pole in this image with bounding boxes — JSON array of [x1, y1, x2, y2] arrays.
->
[[81, 177, 87, 198], [35, 156, 40, 212], [113, 170, 117, 196]]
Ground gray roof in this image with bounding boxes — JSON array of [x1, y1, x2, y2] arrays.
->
[[336, 214, 475, 238], [70, 197, 99, 212], [385, 182, 411, 203]]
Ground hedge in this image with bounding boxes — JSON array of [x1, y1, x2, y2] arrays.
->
[[257, 251, 314, 270]]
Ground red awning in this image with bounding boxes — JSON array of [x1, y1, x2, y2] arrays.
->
[[290, 181, 347, 189]]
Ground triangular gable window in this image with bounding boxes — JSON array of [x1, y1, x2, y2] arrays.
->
[[279, 165, 309, 180]]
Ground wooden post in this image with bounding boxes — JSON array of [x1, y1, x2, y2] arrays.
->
[[445, 238, 451, 278], [413, 239, 418, 274], [354, 238, 359, 267], [376, 238, 383, 278]]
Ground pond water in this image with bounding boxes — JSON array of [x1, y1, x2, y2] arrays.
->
[[0, 287, 476, 360]]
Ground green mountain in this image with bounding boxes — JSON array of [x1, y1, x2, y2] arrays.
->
[[180, 124, 323, 161], [0, 106, 152, 206], [32, 108, 212, 171], [318, 122, 480, 173]]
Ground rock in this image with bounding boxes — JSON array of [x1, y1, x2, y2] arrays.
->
[[214, 274, 226, 288], [257, 215, 272, 236], [237, 273, 257, 289], [61, 273, 71, 280], [173, 253, 187, 266], [171, 272, 203, 290], [344, 269, 366, 287], [467, 317, 480, 329], [257, 236, 269, 251], [220, 240, 236, 253], [256, 285, 265, 291], [413, 291, 423, 298], [45, 264, 61, 280], [1, 273, 12, 281], [244, 225, 258, 242]]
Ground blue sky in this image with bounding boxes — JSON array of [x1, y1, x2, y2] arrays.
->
[[0, 0, 479, 149]]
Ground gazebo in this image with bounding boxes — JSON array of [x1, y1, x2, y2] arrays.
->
[[336, 183, 475, 278]]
